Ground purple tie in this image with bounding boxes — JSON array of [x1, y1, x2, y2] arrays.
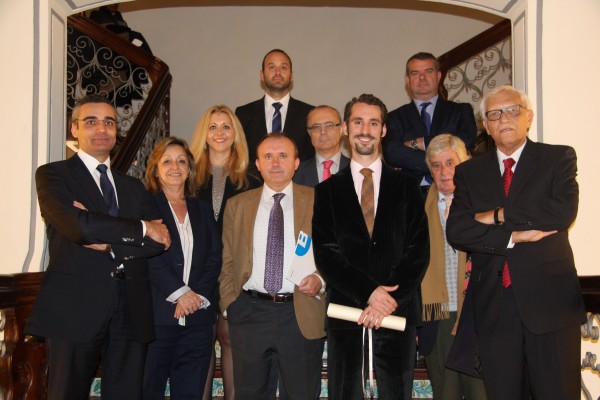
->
[[264, 193, 285, 294]]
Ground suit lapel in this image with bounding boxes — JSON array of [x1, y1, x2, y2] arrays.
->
[[507, 139, 537, 204], [408, 102, 428, 138], [337, 167, 369, 237], [292, 184, 307, 240], [243, 189, 262, 265], [155, 192, 184, 259], [253, 97, 267, 132], [430, 99, 448, 134], [68, 155, 109, 214]]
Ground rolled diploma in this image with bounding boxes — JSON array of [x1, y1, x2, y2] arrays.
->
[[327, 303, 406, 331]]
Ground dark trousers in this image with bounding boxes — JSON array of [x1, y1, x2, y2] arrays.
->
[[424, 312, 486, 400], [46, 281, 147, 400], [478, 287, 581, 400], [327, 325, 417, 400], [143, 324, 213, 399], [227, 292, 324, 400]]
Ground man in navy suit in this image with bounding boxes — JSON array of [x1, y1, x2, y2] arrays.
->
[[383, 52, 476, 190], [447, 86, 585, 399], [27, 95, 171, 399], [236, 49, 314, 164], [294, 105, 350, 187], [313, 94, 429, 399]]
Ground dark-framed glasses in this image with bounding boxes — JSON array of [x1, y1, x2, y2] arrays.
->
[[77, 118, 117, 129], [307, 122, 341, 134], [485, 104, 526, 121]]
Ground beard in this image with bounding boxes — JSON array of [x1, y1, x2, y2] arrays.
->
[[352, 134, 377, 155], [264, 77, 291, 94]]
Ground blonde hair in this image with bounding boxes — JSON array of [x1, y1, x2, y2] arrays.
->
[[145, 137, 198, 196], [189, 105, 250, 190]]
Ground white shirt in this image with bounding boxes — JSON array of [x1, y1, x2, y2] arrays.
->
[[77, 150, 119, 207], [264, 92, 290, 133], [244, 182, 296, 294], [315, 151, 343, 183], [350, 158, 383, 215]]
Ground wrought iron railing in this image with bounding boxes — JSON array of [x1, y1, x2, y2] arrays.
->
[[67, 15, 172, 177]]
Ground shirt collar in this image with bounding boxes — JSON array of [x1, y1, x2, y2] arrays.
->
[[78, 149, 111, 173], [350, 157, 382, 176], [315, 151, 342, 167], [414, 95, 439, 110], [262, 180, 293, 200], [496, 139, 527, 168], [264, 93, 291, 110]]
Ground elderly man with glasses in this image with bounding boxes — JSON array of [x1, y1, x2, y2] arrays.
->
[[446, 85, 585, 400], [294, 105, 350, 187]]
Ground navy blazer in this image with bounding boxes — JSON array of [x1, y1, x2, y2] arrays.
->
[[148, 192, 222, 327], [313, 165, 429, 329], [236, 96, 314, 163], [384, 99, 476, 179], [293, 154, 350, 187], [27, 155, 163, 343], [447, 139, 586, 335]]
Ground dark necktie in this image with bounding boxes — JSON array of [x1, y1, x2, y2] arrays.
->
[[502, 158, 516, 288], [322, 160, 334, 181], [264, 193, 285, 295], [96, 164, 118, 217], [272, 102, 283, 133], [360, 168, 374, 237], [420, 102, 432, 134]]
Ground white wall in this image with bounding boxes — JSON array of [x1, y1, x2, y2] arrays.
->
[[541, 0, 600, 277], [121, 5, 498, 142]]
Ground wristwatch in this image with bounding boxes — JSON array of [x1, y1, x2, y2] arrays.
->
[[410, 139, 419, 150]]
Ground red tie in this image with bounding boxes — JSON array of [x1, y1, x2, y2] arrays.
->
[[322, 160, 334, 181], [502, 158, 516, 288]]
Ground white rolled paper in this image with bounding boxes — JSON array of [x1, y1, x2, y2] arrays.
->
[[327, 303, 406, 331]]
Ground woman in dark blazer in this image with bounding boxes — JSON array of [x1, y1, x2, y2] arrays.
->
[[190, 105, 259, 400], [143, 137, 222, 399]]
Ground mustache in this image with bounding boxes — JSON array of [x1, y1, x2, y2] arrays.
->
[[354, 134, 376, 141]]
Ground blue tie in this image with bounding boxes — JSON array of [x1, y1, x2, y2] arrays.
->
[[272, 102, 283, 133], [96, 164, 119, 217], [420, 102, 432, 134]]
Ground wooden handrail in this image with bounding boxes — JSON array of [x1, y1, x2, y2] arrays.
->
[[67, 15, 172, 174], [437, 19, 511, 100]]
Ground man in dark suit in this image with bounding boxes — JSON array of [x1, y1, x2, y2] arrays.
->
[[26, 95, 171, 399], [384, 52, 476, 189], [446, 85, 586, 400], [219, 134, 326, 399], [236, 48, 314, 164], [313, 94, 429, 400], [294, 105, 350, 187]]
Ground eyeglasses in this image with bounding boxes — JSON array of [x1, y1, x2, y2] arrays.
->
[[485, 104, 526, 121], [307, 122, 341, 133], [77, 118, 117, 128]]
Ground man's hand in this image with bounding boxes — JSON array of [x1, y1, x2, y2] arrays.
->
[[403, 137, 425, 151], [512, 230, 557, 243], [174, 290, 202, 319], [73, 201, 110, 252], [358, 305, 388, 329], [474, 209, 499, 225], [145, 219, 171, 250], [367, 285, 398, 315], [298, 274, 322, 297]]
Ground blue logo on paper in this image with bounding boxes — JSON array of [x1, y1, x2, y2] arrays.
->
[[295, 232, 311, 256]]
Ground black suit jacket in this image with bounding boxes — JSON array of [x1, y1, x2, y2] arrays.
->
[[236, 96, 314, 163], [27, 155, 164, 343], [293, 154, 350, 187], [313, 165, 430, 329], [446, 139, 586, 335], [384, 99, 477, 179], [147, 192, 222, 326]]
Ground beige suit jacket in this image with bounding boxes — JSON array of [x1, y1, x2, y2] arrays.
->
[[219, 183, 326, 340]]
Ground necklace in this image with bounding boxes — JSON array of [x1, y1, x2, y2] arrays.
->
[[168, 198, 185, 204]]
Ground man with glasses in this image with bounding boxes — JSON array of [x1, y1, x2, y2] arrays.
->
[[383, 52, 476, 193], [446, 85, 585, 399], [27, 95, 171, 399], [294, 105, 350, 187]]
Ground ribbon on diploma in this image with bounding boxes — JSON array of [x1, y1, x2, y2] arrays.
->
[[327, 303, 407, 398]]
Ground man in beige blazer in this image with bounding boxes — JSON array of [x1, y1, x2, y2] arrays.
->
[[220, 133, 326, 400]]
